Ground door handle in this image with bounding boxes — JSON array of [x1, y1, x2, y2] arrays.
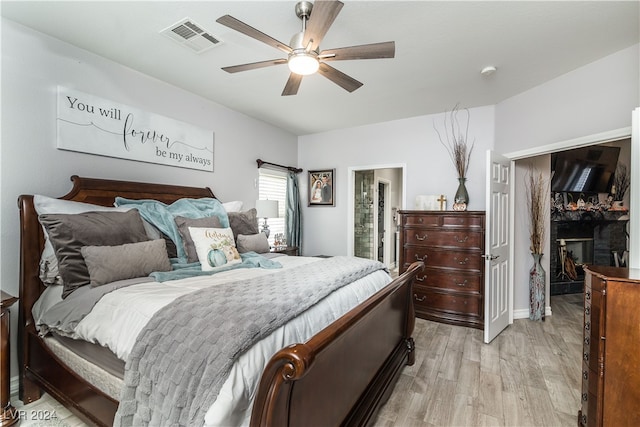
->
[[482, 254, 499, 261]]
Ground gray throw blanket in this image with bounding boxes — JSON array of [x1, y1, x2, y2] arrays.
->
[[115, 256, 387, 427]]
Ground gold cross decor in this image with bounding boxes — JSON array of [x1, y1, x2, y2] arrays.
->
[[437, 194, 447, 211]]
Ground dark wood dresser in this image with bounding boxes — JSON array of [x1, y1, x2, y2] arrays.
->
[[398, 210, 485, 329], [579, 265, 640, 427]]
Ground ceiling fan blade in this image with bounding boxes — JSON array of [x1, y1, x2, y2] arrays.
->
[[282, 73, 303, 96], [303, 0, 344, 51], [216, 15, 292, 54], [222, 59, 287, 74], [317, 62, 363, 93], [319, 41, 395, 61]]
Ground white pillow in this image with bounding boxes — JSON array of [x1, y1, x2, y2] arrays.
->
[[222, 201, 243, 213], [188, 227, 242, 271]]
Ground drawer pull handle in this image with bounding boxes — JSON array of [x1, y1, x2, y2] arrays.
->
[[586, 291, 591, 300], [583, 352, 589, 361], [414, 294, 426, 302], [415, 233, 428, 241], [584, 336, 590, 345], [456, 280, 468, 287], [415, 275, 426, 282], [455, 257, 469, 265], [418, 217, 424, 223], [585, 321, 590, 331], [415, 254, 428, 261], [582, 393, 588, 402], [454, 235, 469, 243], [585, 306, 590, 315], [581, 414, 587, 425], [583, 371, 588, 380]]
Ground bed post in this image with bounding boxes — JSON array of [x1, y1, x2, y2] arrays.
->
[[17, 195, 45, 402]]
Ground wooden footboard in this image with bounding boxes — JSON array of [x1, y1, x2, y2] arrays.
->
[[251, 261, 424, 427]]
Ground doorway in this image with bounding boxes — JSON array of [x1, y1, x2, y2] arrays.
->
[[508, 132, 632, 318], [349, 166, 405, 269]]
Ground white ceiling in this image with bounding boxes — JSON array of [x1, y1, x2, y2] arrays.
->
[[2, 1, 639, 136]]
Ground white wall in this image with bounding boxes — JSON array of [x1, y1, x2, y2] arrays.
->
[[496, 43, 639, 317], [299, 106, 495, 257], [1, 19, 297, 378], [495, 44, 639, 153]]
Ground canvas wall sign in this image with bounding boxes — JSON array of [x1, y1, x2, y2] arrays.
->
[[57, 87, 214, 171]]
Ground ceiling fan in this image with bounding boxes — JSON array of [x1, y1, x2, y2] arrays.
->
[[216, 0, 395, 96]]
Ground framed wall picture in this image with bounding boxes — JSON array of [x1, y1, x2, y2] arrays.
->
[[309, 169, 335, 206]]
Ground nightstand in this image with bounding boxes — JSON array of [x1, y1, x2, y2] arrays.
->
[[271, 246, 299, 256], [1, 291, 18, 427]]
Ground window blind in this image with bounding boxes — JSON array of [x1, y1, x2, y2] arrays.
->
[[258, 169, 287, 245]]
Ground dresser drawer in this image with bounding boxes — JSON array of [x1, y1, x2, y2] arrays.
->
[[414, 268, 482, 293], [402, 214, 440, 227], [413, 287, 482, 318], [404, 247, 483, 272], [441, 214, 484, 228], [403, 229, 483, 249]]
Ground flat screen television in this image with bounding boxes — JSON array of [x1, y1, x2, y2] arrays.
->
[[551, 145, 620, 194]]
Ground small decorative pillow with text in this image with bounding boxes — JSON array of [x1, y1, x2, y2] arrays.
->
[[188, 227, 242, 271]]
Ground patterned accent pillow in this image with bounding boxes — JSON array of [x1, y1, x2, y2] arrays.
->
[[188, 227, 242, 271]]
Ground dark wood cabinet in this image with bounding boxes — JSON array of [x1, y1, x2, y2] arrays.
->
[[579, 266, 640, 427], [1, 291, 18, 427], [399, 210, 484, 329]]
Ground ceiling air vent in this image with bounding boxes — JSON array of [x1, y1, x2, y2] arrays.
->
[[160, 18, 222, 54]]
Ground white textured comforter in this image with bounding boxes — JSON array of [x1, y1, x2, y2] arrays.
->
[[36, 256, 391, 426]]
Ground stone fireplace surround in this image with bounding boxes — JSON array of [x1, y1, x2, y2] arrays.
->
[[550, 210, 629, 295]]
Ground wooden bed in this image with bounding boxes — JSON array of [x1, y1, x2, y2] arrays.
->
[[18, 175, 424, 426]]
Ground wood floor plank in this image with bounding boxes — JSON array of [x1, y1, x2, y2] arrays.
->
[[478, 370, 504, 420]]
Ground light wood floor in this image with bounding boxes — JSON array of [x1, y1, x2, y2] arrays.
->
[[12, 294, 583, 427], [375, 293, 584, 427]]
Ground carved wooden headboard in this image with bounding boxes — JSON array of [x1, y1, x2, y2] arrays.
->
[[17, 175, 215, 357]]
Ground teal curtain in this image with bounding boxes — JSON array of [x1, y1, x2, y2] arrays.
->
[[285, 171, 302, 251]]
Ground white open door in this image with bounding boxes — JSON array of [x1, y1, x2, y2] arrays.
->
[[484, 150, 511, 343]]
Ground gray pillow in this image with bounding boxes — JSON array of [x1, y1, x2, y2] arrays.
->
[[236, 233, 270, 254], [39, 210, 149, 298], [228, 209, 259, 240], [174, 215, 222, 263], [81, 239, 171, 286]]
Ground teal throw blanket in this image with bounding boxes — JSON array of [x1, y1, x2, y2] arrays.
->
[[115, 197, 229, 263]]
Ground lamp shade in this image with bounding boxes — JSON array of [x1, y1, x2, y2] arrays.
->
[[255, 200, 278, 218]]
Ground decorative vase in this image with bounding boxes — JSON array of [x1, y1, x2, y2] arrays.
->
[[453, 177, 469, 211], [529, 253, 545, 321]]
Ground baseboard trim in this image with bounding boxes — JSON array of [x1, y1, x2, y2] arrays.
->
[[513, 306, 552, 320]]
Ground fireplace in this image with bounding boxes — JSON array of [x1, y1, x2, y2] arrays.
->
[[550, 210, 628, 295]]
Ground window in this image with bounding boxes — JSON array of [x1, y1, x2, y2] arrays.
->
[[258, 169, 287, 246]]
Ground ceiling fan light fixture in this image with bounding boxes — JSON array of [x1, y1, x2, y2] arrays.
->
[[288, 51, 319, 75]]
